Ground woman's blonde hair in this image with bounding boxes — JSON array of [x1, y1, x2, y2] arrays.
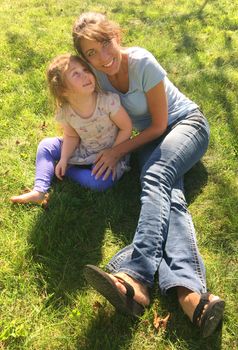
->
[[47, 53, 99, 108], [72, 12, 122, 58]]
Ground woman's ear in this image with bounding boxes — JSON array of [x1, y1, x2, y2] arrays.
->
[[114, 33, 121, 44]]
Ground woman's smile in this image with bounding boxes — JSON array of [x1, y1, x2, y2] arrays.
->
[[103, 58, 116, 68]]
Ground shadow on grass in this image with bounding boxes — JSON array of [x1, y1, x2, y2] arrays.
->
[[158, 289, 224, 350], [185, 160, 208, 205], [28, 160, 141, 303], [76, 311, 136, 350], [27, 155, 209, 349]]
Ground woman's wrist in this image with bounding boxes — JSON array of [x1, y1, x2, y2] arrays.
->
[[112, 142, 129, 159], [59, 156, 69, 163]]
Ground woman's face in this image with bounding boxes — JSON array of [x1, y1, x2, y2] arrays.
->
[[79, 37, 122, 76]]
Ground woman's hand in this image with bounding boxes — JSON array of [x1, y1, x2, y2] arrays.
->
[[92, 148, 120, 180], [55, 158, 68, 180]]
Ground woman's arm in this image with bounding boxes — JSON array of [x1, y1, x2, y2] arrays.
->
[[93, 80, 168, 179], [55, 124, 80, 180], [94, 105, 132, 179], [111, 106, 133, 146]]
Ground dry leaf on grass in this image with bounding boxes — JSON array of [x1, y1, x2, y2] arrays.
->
[[41, 121, 47, 130], [93, 301, 102, 310], [153, 311, 170, 331]]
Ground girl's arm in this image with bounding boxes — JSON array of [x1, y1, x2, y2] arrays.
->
[[93, 80, 168, 179], [55, 124, 80, 180]]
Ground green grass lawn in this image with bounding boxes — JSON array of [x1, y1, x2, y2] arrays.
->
[[0, 0, 237, 349]]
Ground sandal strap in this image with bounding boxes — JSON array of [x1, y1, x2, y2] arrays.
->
[[192, 293, 211, 325], [115, 276, 135, 299]]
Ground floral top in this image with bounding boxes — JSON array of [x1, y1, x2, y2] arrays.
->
[[55, 92, 121, 165]]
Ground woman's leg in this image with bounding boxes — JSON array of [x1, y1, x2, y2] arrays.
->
[[158, 178, 206, 295], [114, 113, 210, 285], [91, 113, 224, 334]]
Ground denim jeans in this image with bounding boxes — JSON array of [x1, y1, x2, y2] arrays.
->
[[107, 110, 209, 295]]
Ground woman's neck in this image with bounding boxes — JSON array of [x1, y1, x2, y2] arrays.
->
[[107, 50, 129, 93], [67, 91, 97, 119]]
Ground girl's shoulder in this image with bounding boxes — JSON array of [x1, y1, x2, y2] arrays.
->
[[97, 91, 121, 115], [55, 103, 71, 123]]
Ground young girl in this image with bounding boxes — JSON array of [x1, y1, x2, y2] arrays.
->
[[10, 54, 132, 204]]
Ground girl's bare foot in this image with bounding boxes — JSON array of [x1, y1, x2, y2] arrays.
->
[[10, 190, 46, 204], [109, 272, 150, 306]]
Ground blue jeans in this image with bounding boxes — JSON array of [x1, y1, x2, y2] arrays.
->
[[33, 137, 115, 192], [107, 110, 209, 295]]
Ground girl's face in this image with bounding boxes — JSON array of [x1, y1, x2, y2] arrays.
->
[[64, 60, 96, 96], [79, 37, 122, 76]]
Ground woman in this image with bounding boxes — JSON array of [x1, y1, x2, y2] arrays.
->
[[72, 12, 225, 338]]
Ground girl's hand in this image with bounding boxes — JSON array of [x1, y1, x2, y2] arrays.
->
[[55, 159, 68, 180], [92, 148, 119, 180]]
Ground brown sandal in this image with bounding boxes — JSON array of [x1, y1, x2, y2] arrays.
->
[[193, 293, 225, 338], [84, 265, 145, 317]]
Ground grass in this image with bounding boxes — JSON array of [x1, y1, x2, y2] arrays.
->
[[0, 0, 237, 349]]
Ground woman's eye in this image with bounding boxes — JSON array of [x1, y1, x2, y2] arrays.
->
[[87, 50, 96, 57], [103, 40, 111, 47]]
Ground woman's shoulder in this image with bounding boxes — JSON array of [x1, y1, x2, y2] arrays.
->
[[127, 46, 158, 63], [127, 47, 166, 85], [127, 46, 163, 74]]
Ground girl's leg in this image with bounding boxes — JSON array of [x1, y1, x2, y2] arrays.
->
[[11, 137, 62, 203], [66, 165, 115, 191], [33, 137, 62, 192]]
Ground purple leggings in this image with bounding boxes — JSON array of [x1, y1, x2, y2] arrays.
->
[[33, 137, 115, 193]]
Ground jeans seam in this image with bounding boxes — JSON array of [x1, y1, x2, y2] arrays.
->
[[186, 212, 206, 291]]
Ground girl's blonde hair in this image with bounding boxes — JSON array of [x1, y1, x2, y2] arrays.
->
[[72, 12, 122, 58], [47, 53, 99, 108]]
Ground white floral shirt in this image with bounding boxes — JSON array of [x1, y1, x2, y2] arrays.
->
[[55, 91, 130, 179]]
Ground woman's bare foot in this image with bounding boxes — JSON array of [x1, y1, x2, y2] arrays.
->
[[109, 272, 150, 306], [177, 286, 220, 323], [10, 190, 46, 204]]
